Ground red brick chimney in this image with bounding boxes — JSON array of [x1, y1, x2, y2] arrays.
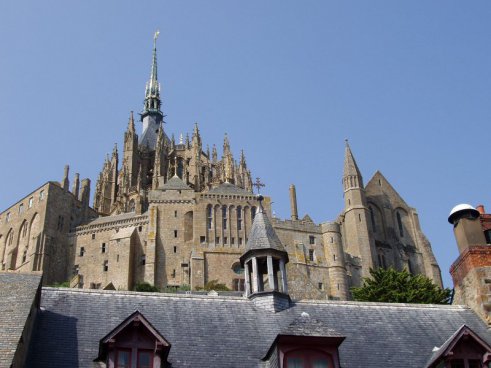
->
[[476, 204, 485, 215]]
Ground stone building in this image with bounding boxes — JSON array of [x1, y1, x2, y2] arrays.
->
[[448, 203, 491, 326], [0, 170, 95, 285], [1, 207, 490, 367], [0, 33, 442, 298]]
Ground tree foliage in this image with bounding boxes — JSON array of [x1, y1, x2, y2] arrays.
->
[[134, 282, 159, 292], [351, 268, 452, 304]]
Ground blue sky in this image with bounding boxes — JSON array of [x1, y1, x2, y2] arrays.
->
[[1, 1, 490, 288]]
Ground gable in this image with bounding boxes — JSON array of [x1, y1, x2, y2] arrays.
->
[[365, 171, 410, 210]]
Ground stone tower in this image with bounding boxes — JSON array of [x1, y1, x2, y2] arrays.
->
[[240, 196, 291, 312], [448, 203, 491, 326], [340, 141, 375, 283]]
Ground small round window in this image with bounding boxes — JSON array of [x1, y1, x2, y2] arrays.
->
[[232, 263, 244, 275]]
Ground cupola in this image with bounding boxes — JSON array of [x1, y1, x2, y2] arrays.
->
[[240, 195, 291, 312]]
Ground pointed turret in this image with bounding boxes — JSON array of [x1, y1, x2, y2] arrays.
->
[[222, 134, 234, 183], [153, 126, 164, 189], [240, 196, 290, 312], [343, 139, 363, 190], [123, 111, 139, 189], [140, 31, 164, 150], [340, 140, 375, 281]]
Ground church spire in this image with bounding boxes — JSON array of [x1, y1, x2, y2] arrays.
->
[[142, 30, 162, 116], [139, 31, 164, 149]]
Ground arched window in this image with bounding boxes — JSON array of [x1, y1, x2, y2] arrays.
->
[[7, 230, 13, 247], [251, 206, 257, 222], [377, 252, 387, 269], [222, 205, 227, 230], [369, 206, 376, 233], [21, 221, 28, 238], [206, 205, 213, 230], [237, 206, 242, 231], [397, 212, 404, 237]]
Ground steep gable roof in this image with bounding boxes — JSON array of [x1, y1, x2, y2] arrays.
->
[[160, 175, 192, 190], [26, 288, 491, 368], [365, 170, 410, 209], [0, 273, 42, 368], [425, 325, 491, 367]]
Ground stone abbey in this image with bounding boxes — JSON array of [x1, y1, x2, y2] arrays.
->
[[0, 35, 443, 299]]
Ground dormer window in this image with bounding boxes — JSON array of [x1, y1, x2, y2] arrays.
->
[[97, 311, 171, 368], [263, 312, 345, 368]]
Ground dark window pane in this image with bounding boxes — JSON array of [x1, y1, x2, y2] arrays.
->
[[312, 359, 329, 368], [450, 360, 465, 368], [138, 351, 152, 368], [117, 351, 130, 368], [287, 357, 304, 368]]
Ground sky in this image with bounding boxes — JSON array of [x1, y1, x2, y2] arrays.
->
[[1, 1, 490, 288]]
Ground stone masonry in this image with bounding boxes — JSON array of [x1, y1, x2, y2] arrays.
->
[[0, 34, 443, 298]]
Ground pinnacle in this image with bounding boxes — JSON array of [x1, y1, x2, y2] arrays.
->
[[343, 141, 362, 181]]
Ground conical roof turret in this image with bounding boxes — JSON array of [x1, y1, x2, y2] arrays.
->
[[343, 140, 363, 188], [244, 198, 286, 254]]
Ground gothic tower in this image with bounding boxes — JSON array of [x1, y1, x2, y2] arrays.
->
[[341, 141, 375, 283]]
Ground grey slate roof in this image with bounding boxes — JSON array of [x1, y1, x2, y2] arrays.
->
[[245, 209, 286, 253], [25, 288, 491, 368], [280, 312, 344, 338], [160, 175, 192, 190], [84, 211, 146, 226], [0, 273, 41, 367], [208, 182, 252, 195]]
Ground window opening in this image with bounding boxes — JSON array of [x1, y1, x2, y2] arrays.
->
[[103, 260, 108, 272], [309, 235, 315, 245], [206, 205, 213, 230], [369, 206, 376, 233], [222, 205, 227, 230], [397, 211, 404, 237], [308, 249, 315, 262]]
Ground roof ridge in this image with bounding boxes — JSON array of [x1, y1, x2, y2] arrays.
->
[[41, 287, 249, 302]]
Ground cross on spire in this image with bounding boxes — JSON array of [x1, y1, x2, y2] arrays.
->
[[253, 177, 265, 194]]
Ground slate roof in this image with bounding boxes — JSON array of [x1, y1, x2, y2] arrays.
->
[[0, 273, 41, 367], [208, 182, 252, 195], [160, 175, 192, 190], [25, 288, 491, 368], [84, 211, 146, 226], [280, 311, 344, 338], [245, 208, 286, 253]]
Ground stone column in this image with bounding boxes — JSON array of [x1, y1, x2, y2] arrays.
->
[[267, 255, 275, 290], [244, 262, 251, 297], [279, 258, 288, 294], [252, 257, 259, 293]]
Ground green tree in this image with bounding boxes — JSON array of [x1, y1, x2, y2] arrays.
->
[[134, 282, 159, 292], [351, 268, 452, 304]]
